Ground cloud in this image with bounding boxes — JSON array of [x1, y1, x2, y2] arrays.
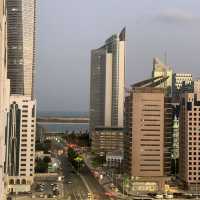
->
[[154, 9, 200, 25]]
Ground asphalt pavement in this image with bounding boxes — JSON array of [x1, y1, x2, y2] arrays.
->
[[59, 155, 110, 200], [59, 155, 88, 199]]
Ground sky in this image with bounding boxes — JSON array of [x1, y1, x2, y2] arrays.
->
[[36, 0, 200, 112]]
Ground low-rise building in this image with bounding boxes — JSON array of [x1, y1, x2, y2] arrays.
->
[[91, 127, 124, 155], [106, 151, 123, 168]]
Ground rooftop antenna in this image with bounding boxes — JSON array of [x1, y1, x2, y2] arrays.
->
[[164, 51, 168, 66]]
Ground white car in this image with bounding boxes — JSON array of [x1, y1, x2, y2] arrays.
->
[[155, 194, 163, 199], [165, 194, 173, 199], [39, 194, 44, 198]]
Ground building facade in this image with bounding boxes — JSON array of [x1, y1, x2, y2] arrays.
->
[[124, 77, 173, 193], [0, 0, 10, 198], [5, 95, 36, 193], [90, 28, 125, 154], [179, 80, 200, 191], [92, 127, 124, 155], [172, 73, 193, 98], [90, 28, 125, 133], [152, 57, 173, 96], [6, 0, 36, 97]]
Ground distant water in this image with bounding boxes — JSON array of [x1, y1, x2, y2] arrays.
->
[[37, 111, 89, 133], [40, 123, 89, 133], [37, 110, 89, 118]]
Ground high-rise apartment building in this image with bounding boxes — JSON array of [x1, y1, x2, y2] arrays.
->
[[5, 95, 36, 193], [179, 80, 200, 191], [6, 0, 36, 97], [0, 0, 10, 199], [152, 57, 173, 96], [90, 28, 125, 153], [124, 77, 173, 193]]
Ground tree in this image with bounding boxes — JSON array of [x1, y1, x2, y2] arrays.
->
[[68, 148, 78, 161], [35, 158, 48, 173], [43, 156, 51, 163]]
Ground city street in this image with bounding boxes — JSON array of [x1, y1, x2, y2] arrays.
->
[[59, 155, 110, 200], [59, 155, 88, 199]]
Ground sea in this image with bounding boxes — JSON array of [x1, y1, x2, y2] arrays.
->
[[37, 111, 89, 133]]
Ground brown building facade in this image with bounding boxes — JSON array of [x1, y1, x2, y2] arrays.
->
[[124, 77, 173, 192], [179, 80, 200, 190], [92, 127, 124, 155]]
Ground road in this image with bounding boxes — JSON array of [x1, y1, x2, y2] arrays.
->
[[60, 155, 88, 199], [59, 155, 110, 200]]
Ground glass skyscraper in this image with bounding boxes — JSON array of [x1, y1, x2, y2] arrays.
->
[[7, 0, 36, 97], [90, 28, 125, 134]]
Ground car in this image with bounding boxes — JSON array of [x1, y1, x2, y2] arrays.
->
[[155, 194, 163, 199], [165, 194, 173, 199], [39, 194, 44, 198], [39, 188, 45, 192], [67, 181, 72, 184]]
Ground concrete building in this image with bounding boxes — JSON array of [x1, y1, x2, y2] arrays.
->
[[0, 0, 10, 199], [124, 77, 173, 193], [6, 0, 36, 97], [92, 127, 124, 155], [152, 57, 173, 96], [106, 151, 123, 168], [5, 95, 36, 193], [90, 28, 125, 133], [172, 73, 193, 97], [179, 80, 200, 191]]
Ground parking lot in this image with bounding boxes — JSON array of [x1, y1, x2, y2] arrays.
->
[[32, 180, 64, 199]]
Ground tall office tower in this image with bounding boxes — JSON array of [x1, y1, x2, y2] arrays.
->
[[90, 28, 125, 153], [5, 95, 36, 193], [152, 57, 173, 96], [0, 0, 10, 199], [172, 73, 193, 98], [179, 80, 200, 191], [124, 77, 173, 194], [6, 0, 36, 97]]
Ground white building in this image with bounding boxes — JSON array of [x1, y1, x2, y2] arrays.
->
[[6, 95, 36, 193]]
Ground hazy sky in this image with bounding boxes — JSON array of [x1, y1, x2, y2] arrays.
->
[[36, 0, 200, 112]]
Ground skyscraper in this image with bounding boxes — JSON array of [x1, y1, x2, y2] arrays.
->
[[0, 0, 10, 199], [90, 28, 125, 132], [90, 28, 125, 154], [5, 96, 36, 193], [179, 80, 200, 191], [5, 0, 37, 193], [152, 57, 173, 96], [7, 0, 36, 97], [124, 77, 173, 193]]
